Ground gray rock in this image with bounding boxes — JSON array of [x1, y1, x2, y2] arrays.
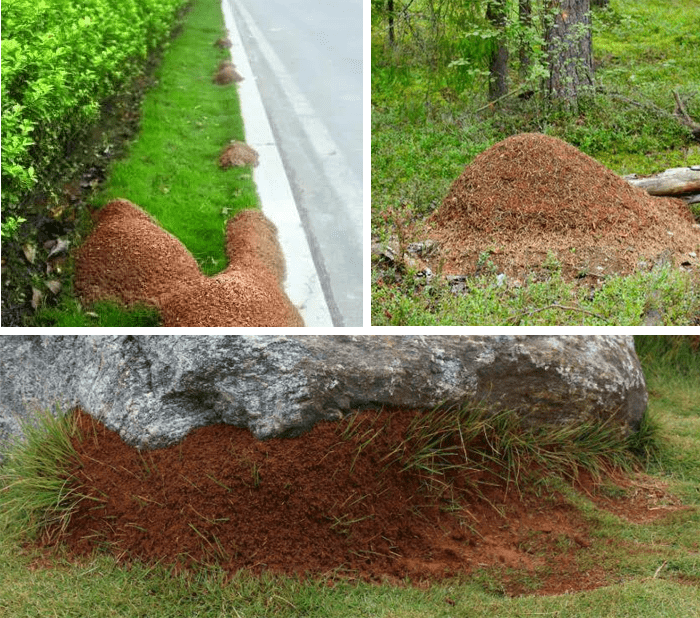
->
[[0, 336, 647, 455]]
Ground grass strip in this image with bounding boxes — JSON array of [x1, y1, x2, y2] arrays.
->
[[96, 0, 258, 277], [35, 0, 258, 326]]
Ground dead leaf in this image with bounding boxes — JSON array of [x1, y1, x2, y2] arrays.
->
[[45, 280, 61, 295], [47, 238, 70, 259], [31, 287, 42, 310], [23, 243, 37, 264]]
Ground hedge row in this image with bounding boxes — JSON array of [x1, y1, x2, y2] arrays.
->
[[1, 0, 190, 221]]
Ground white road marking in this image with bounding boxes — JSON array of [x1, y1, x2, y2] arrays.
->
[[222, 0, 334, 327]]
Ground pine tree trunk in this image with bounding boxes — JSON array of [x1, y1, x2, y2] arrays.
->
[[487, 0, 509, 101], [545, 0, 594, 106]]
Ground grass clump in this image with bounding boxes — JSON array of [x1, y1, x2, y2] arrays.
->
[[0, 407, 88, 543], [342, 401, 653, 508]]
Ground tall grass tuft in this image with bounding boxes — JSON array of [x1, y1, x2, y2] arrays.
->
[[0, 407, 89, 542], [343, 401, 659, 506]]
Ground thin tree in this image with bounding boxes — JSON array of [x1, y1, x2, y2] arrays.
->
[[544, 0, 594, 106], [518, 0, 532, 78], [486, 0, 509, 101], [388, 0, 395, 46]]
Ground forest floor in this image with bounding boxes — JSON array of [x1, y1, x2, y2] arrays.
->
[[371, 0, 700, 325]]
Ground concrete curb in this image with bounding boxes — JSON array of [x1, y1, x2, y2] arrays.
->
[[221, 0, 333, 327]]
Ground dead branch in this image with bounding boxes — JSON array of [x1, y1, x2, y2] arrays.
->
[[624, 166, 700, 197]]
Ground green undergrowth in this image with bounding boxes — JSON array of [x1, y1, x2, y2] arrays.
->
[[32, 0, 257, 326], [373, 261, 700, 326], [1, 337, 698, 617], [372, 0, 700, 325]]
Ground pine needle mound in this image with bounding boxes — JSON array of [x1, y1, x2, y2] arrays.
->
[[75, 200, 303, 326], [428, 133, 700, 278]]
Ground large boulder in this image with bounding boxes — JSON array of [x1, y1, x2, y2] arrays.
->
[[0, 336, 647, 454]]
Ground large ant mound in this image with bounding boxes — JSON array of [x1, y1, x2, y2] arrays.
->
[[75, 200, 303, 326], [75, 199, 202, 307], [428, 133, 700, 279], [47, 408, 684, 595]]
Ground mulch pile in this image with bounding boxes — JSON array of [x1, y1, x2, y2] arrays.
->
[[43, 408, 684, 595], [427, 133, 700, 280], [75, 199, 303, 326]]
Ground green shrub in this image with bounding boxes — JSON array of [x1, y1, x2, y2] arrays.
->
[[1, 0, 188, 221]]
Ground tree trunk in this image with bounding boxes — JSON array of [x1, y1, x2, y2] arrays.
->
[[487, 0, 509, 101], [544, 0, 594, 106], [388, 0, 395, 46], [518, 0, 532, 77]]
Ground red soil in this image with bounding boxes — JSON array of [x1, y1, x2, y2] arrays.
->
[[45, 408, 686, 596], [75, 199, 303, 326], [427, 133, 700, 280]]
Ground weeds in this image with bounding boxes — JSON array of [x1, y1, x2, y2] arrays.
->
[[338, 401, 657, 520], [0, 407, 94, 542]]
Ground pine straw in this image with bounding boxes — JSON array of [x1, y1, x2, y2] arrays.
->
[[428, 133, 700, 280]]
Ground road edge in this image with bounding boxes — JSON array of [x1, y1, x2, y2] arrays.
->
[[221, 0, 334, 327]]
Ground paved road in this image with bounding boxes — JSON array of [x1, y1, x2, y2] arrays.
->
[[228, 0, 363, 326]]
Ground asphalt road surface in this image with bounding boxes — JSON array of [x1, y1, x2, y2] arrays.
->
[[227, 0, 363, 326]]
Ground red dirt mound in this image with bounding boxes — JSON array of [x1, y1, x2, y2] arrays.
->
[[75, 200, 303, 326], [45, 408, 684, 595], [428, 133, 700, 279]]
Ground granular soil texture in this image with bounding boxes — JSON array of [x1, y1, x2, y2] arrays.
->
[[428, 133, 700, 281], [75, 199, 303, 326], [219, 141, 259, 168], [46, 408, 685, 595]]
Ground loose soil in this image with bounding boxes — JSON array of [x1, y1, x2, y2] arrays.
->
[[219, 141, 259, 168], [75, 199, 303, 326], [213, 60, 244, 85], [43, 408, 688, 596], [425, 133, 700, 282]]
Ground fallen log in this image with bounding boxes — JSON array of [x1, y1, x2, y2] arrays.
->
[[624, 166, 700, 197]]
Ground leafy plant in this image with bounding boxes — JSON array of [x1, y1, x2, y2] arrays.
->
[[0, 215, 27, 240], [1, 0, 188, 220]]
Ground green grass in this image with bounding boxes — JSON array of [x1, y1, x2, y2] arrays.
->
[[0, 408, 87, 544], [373, 262, 700, 326], [371, 0, 700, 325], [33, 0, 258, 326], [1, 337, 698, 616], [95, 0, 257, 277]]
